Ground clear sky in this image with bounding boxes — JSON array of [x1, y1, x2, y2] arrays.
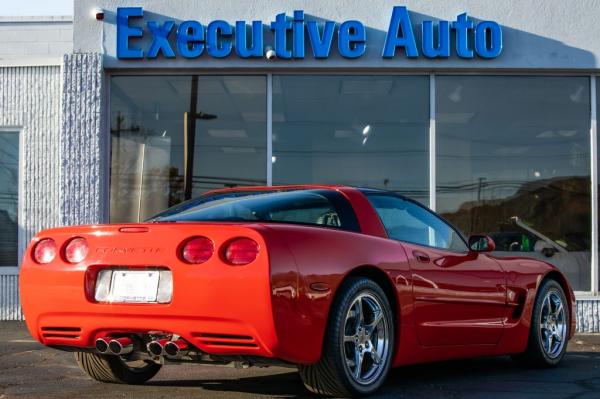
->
[[0, 0, 73, 16]]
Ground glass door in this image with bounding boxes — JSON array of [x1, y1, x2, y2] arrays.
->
[[0, 131, 19, 267]]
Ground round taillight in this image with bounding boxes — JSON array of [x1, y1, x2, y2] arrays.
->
[[64, 237, 89, 263], [181, 236, 214, 264], [33, 238, 57, 264], [224, 238, 259, 265]]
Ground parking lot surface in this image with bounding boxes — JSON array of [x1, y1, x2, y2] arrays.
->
[[1, 322, 599, 398]]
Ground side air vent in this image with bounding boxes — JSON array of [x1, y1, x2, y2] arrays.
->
[[40, 326, 82, 339], [192, 332, 258, 348]]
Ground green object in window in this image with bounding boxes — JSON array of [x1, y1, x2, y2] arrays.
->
[[522, 235, 531, 252]]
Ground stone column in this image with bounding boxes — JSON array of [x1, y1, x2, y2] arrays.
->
[[60, 53, 106, 225]]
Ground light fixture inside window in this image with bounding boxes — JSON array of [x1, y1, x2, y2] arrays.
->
[[361, 125, 371, 146], [569, 86, 584, 103], [448, 85, 463, 103], [208, 129, 247, 138]]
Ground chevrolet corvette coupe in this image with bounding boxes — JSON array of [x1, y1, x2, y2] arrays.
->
[[20, 185, 575, 397]]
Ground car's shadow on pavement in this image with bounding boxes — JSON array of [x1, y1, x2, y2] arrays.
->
[[144, 352, 600, 398], [148, 370, 311, 398]]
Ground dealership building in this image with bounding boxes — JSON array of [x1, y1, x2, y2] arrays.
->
[[2, 0, 600, 331]]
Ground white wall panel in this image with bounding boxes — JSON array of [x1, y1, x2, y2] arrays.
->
[[75, 0, 600, 70]]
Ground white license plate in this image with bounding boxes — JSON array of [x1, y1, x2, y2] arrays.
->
[[109, 270, 160, 303]]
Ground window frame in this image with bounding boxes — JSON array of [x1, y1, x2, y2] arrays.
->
[[363, 190, 470, 254]]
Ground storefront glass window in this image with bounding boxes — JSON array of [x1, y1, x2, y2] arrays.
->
[[110, 76, 267, 222], [437, 76, 591, 291], [272, 75, 430, 205], [0, 131, 19, 267]]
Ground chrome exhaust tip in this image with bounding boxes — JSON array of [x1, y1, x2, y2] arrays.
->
[[164, 339, 189, 357], [147, 338, 169, 356], [95, 337, 110, 354], [108, 337, 133, 355]]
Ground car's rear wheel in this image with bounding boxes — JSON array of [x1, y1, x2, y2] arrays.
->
[[512, 279, 569, 367], [75, 352, 162, 384], [298, 277, 395, 397]]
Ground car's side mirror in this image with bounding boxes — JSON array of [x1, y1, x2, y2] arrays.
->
[[468, 235, 496, 252]]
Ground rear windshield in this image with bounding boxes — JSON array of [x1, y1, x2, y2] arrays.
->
[[149, 189, 360, 232]]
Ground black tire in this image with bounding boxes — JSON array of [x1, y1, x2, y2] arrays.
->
[[75, 352, 162, 384], [298, 277, 395, 397], [512, 278, 569, 367]]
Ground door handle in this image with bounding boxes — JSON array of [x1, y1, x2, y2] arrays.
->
[[412, 250, 430, 263]]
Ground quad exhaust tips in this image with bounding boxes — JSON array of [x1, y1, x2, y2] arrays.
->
[[147, 338, 189, 358], [95, 336, 133, 355], [96, 335, 190, 357]]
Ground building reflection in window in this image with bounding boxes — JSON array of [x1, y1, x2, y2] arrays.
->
[[109, 76, 267, 222], [272, 75, 430, 205], [436, 76, 591, 291]]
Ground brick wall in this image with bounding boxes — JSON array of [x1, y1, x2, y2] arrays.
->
[[0, 17, 72, 61]]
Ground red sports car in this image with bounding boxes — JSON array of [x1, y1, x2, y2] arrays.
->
[[20, 185, 575, 397]]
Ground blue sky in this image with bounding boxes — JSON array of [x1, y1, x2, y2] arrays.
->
[[0, 0, 73, 16]]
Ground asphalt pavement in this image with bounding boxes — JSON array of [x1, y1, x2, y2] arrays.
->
[[1, 322, 599, 399]]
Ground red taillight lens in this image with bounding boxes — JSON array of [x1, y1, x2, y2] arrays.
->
[[224, 238, 259, 265], [64, 237, 89, 263], [33, 238, 57, 264], [181, 236, 214, 264]]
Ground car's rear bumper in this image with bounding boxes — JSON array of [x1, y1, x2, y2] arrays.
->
[[19, 224, 280, 360], [33, 311, 275, 358]]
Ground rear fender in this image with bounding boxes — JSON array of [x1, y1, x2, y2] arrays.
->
[[261, 224, 411, 364]]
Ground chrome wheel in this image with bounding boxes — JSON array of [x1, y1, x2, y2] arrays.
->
[[342, 292, 390, 385], [539, 290, 566, 359], [298, 278, 394, 396]]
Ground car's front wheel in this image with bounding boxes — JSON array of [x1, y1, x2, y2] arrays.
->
[[75, 352, 162, 384], [512, 278, 569, 367], [298, 277, 395, 397]]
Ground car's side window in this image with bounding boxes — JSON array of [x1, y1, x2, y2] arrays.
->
[[367, 194, 468, 252]]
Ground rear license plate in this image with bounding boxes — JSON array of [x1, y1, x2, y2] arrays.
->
[[109, 270, 160, 303]]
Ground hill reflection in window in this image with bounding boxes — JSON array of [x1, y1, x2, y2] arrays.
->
[[436, 76, 591, 291]]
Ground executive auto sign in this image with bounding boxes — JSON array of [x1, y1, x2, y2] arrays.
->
[[116, 6, 503, 60]]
